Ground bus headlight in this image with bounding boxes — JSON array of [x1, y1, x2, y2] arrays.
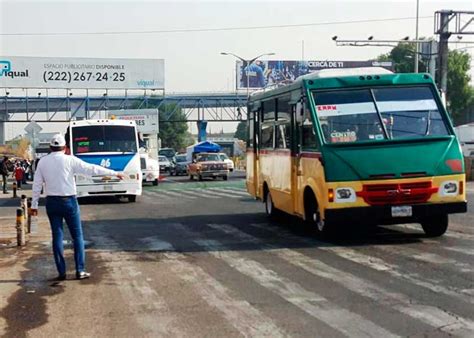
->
[[335, 187, 356, 203], [439, 181, 458, 196]]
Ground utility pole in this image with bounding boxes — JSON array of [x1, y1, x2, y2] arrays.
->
[[434, 10, 474, 97]]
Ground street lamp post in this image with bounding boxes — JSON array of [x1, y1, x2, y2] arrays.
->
[[220, 52, 275, 98]]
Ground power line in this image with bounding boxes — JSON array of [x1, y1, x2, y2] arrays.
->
[[0, 16, 433, 37]]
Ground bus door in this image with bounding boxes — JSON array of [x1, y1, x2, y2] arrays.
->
[[246, 106, 260, 197], [292, 101, 303, 215]]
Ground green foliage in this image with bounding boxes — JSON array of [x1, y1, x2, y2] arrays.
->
[[234, 121, 247, 141], [447, 49, 472, 118], [377, 43, 426, 73], [158, 103, 189, 150]]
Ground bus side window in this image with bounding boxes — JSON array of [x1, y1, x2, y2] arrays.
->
[[248, 109, 255, 149], [275, 96, 291, 149], [261, 99, 276, 148], [301, 103, 319, 150]]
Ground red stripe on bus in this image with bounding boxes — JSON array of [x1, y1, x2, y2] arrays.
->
[[300, 152, 322, 159]]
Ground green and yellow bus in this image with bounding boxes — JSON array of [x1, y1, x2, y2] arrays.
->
[[246, 68, 467, 236]]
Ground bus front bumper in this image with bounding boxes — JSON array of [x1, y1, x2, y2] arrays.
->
[[76, 182, 142, 197], [324, 202, 467, 226]]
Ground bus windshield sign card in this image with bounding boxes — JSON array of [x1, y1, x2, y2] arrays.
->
[[391, 206, 412, 217]]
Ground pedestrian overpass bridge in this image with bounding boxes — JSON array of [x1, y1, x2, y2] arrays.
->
[[0, 92, 248, 123]]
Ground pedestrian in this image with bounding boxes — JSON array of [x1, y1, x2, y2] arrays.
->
[[0, 156, 9, 194], [31, 134, 125, 281], [13, 163, 24, 190]]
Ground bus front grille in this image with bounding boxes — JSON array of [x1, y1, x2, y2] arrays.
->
[[357, 181, 438, 206]]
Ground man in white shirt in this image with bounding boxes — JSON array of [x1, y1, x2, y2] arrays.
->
[[32, 134, 125, 281]]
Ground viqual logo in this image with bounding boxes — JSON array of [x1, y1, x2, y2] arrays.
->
[[0, 60, 29, 78]]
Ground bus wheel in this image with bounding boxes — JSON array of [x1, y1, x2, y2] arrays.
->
[[421, 214, 448, 237], [198, 175, 203, 181], [223, 175, 228, 181], [128, 195, 137, 203], [153, 179, 159, 186], [264, 189, 278, 218], [189, 174, 194, 180], [305, 193, 326, 234]]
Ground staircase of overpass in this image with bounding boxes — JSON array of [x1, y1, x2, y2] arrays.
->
[[0, 92, 248, 122]]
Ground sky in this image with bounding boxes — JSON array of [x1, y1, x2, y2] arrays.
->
[[1, 0, 473, 138]]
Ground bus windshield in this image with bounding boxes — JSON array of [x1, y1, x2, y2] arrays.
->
[[313, 86, 449, 144], [72, 125, 137, 154]]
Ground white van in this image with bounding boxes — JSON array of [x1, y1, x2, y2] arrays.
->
[[140, 153, 160, 186]]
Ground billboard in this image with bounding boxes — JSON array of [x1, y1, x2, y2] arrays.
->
[[0, 56, 164, 89], [236, 60, 393, 89], [108, 109, 159, 134]]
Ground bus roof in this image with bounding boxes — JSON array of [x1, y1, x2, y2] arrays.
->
[[249, 69, 435, 102], [70, 119, 137, 127]]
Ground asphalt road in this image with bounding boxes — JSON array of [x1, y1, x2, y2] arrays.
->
[[1, 173, 473, 337]]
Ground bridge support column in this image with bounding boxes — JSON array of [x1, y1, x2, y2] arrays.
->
[[0, 121, 5, 144]]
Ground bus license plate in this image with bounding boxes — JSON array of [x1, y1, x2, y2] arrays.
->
[[104, 185, 113, 191], [391, 206, 412, 217]]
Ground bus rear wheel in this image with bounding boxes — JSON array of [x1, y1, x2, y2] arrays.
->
[[127, 195, 137, 203], [421, 214, 448, 237], [153, 179, 159, 186]]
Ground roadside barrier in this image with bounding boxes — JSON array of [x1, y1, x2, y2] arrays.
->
[[16, 208, 25, 246], [12, 182, 17, 198]]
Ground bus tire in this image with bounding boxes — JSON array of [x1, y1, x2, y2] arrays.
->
[[189, 174, 194, 180], [128, 195, 137, 203], [421, 214, 448, 237], [153, 179, 159, 186], [304, 190, 327, 235], [264, 188, 278, 219], [223, 175, 228, 181], [198, 175, 203, 181]]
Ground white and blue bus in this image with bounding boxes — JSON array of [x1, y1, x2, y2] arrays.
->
[[66, 119, 142, 202]]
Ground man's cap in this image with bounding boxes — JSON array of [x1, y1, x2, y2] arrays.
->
[[50, 134, 66, 147]]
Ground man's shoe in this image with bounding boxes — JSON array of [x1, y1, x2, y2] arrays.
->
[[76, 271, 91, 280], [50, 274, 66, 281]]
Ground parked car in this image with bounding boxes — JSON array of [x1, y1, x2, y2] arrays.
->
[[218, 153, 234, 172], [158, 155, 172, 173], [188, 152, 229, 181], [170, 154, 189, 176], [140, 154, 159, 186], [158, 148, 176, 161]]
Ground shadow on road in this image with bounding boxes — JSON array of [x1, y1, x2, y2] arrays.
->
[[84, 212, 426, 255]]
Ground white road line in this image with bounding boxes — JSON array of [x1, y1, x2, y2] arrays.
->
[[209, 188, 250, 197], [146, 190, 196, 199], [249, 223, 474, 304], [181, 189, 221, 199], [443, 246, 474, 257], [88, 228, 182, 336], [206, 223, 474, 336], [373, 245, 474, 273], [194, 238, 397, 338], [138, 235, 286, 337], [400, 224, 474, 241], [193, 188, 241, 199]]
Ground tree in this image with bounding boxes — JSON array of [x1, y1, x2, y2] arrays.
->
[[234, 121, 247, 140], [377, 43, 426, 73], [447, 49, 472, 118], [158, 103, 189, 151]]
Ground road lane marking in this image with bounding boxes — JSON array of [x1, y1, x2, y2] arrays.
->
[[145, 190, 197, 200], [206, 223, 474, 336], [181, 189, 221, 199], [193, 238, 397, 338], [208, 188, 250, 196], [88, 228, 182, 336], [399, 224, 474, 241], [139, 235, 287, 337], [193, 188, 241, 199], [443, 246, 474, 256], [248, 223, 474, 304], [372, 245, 474, 274]]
